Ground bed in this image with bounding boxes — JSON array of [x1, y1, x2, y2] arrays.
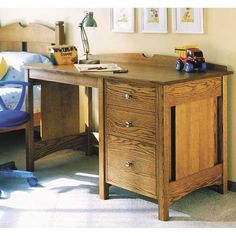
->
[[0, 21, 65, 132]]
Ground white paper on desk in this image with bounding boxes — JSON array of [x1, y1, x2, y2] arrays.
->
[[74, 63, 122, 72]]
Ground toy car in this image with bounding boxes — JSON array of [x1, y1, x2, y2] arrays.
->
[[175, 45, 207, 73]]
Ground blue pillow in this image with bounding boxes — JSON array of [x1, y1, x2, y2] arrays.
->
[[0, 52, 49, 82]]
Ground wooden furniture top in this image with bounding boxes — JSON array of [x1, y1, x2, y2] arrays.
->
[[25, 53, 233, 85]]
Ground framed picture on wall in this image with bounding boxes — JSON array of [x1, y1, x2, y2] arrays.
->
[[141, 8, 168, 33], [111, 8, 135, 33], [172, 8, 204, 34]]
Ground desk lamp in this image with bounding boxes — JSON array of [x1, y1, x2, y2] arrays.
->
[[79, 12, 100, 64]]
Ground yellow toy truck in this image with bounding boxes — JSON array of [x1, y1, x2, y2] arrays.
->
[[175, 45, 207, 72]]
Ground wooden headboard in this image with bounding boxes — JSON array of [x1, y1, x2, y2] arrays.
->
[[0, 21, 65, 56]]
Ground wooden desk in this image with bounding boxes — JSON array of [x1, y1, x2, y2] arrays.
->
[[25, 53, 232, 221]]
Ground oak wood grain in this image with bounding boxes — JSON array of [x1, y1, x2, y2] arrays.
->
[[0, 22, 55, 43], [164, 77, 222, 106], [222, 76, 228, 193], [0, 41, 21, 51], [25, 60, 232, 86], [106, 106, 156, 144], [25, 71, 35, 171], [158, 85, 171, 221], [0, 21, 65, 55], [107, 165, 156, 198], [98, 78, 109, 199], [85, 87, 93, 155], [175, 98, 217, 179], [33, 133, 87, 161], [0, 22, 56, 56], [91, 53, 177, 67], [106, 134, 156, 178], [40, 82, 80, 140], [106, 80, 156, 112], [169, 164, 223, 205], [55, 21, 65, 45], [29, 68, 98, 88], [93, 53, 229, 73], [23, 53, 231, 222]]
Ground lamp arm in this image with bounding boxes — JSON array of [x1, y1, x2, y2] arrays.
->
[[81, 14, 88, 25], [79, 23, 90, 60]]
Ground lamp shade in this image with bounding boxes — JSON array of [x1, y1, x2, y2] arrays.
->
[[85, 12, 97, 27]]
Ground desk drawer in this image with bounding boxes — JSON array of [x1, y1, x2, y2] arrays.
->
[[107, 166, 156, 198], [106, 135, 156, 178], [106, 107, 156, 143], [106, 135, 157, 197], [106, 80, 156, 112]]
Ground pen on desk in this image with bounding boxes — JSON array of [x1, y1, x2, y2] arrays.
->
[[87, 67, 107, 70]]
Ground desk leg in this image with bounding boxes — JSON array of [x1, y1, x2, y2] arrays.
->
[[98, 78, 109, 199], [222, 76, 228, 194], [86, 87, 93, 156], [25, 70, 35, 171], [157, 85, 170, 221]]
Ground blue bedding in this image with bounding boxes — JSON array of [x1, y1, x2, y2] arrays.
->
[[0, 51, 49, 112], [0, 86, 41, 112]]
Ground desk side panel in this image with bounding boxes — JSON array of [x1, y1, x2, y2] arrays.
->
[[175, 98, 217, 179], [164, 77, 222, 180], [41, 82, 80, 140]]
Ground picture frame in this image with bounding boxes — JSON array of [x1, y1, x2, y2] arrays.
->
[[111, 8, 135, 33], [172, 8, 204, 34], [141, 8, 168, 33]]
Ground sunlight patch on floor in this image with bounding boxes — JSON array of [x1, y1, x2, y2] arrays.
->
[[75, 172, 99, 178], [0, 189, 57, 210], [0, 211, 4, 220], [0, 176, 97, 211], [43, 177, 97, 189], [15, 211, 53, 227]]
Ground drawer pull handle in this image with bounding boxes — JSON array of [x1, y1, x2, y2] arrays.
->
[[124, 93, 132, 100], [125, 161, 132, 168], [124, 121, 132, 128]]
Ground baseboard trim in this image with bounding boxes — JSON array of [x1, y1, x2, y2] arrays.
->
[[228, 181, 236, 192]]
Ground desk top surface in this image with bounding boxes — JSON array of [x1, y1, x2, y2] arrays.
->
[[25, 53, 233, 85]]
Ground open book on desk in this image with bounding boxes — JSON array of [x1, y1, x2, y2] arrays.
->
[[74, 63, 122, 72]]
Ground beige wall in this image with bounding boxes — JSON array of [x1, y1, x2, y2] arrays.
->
[[0, 8, 236, 181]]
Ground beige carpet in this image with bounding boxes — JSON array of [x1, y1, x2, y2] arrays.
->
[[1, 131, 236, 228]]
